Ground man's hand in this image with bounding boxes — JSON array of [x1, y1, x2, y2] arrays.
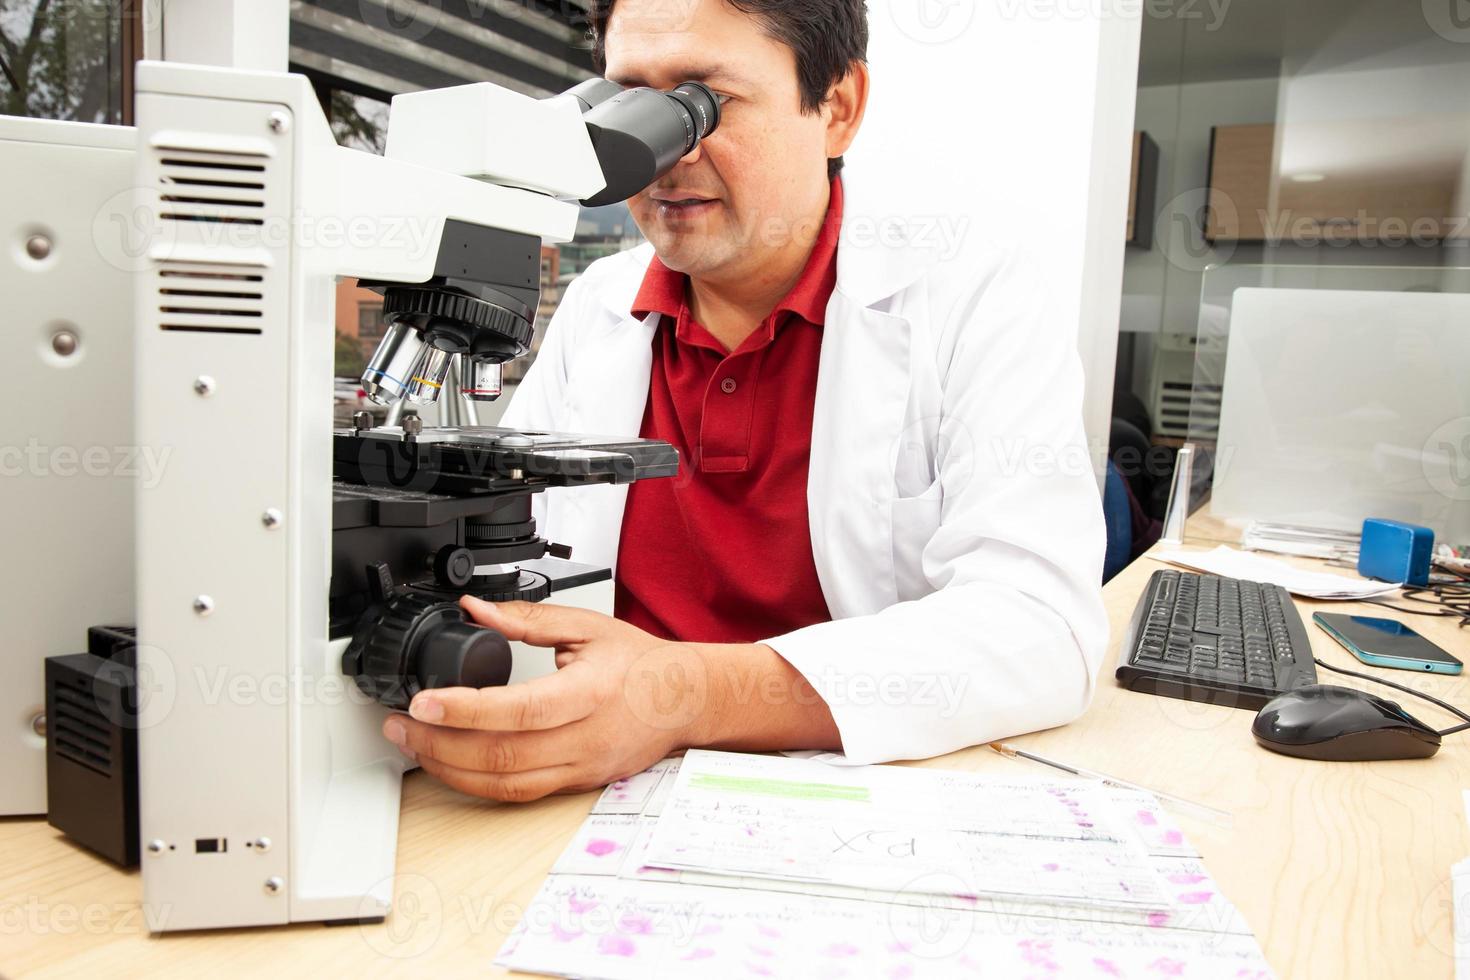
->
[[382, 596, 840, 802], [382, 597, 700, 801]]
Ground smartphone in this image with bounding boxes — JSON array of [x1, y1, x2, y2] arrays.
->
[[1313, 612, 1463, 675]]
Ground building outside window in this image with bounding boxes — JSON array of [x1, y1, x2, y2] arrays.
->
[[358, 301, 387, 344]]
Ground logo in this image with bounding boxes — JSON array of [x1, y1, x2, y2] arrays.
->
[[891, 416, 976, 498], [621, 646, 708, 733], [1415, 871, 1466, 960], [97, 643, 176, 732], [360, 0, 444, 43], [890, 0, 976, 44], [885, 873, 977, 960], [1424, 417, 1470, 502], [358, 873, 444, 958], [1160, 186, 1237, 274], [91, 187, 176, 274], [1424, 0, 1470, 43], [350, 437, 441, 494]]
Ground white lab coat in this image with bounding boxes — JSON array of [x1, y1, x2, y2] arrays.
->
[[502, 181, 1109, 764]]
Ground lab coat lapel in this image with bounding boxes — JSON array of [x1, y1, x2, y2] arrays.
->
[[561, 309, 657, 438], [554, 307, 658, 572], [809, 294, 919, 619], [808, 190, 935, 618]]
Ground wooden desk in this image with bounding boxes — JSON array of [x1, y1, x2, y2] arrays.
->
[[1176, 503, 1250, 548], [4, 545, 1468, 978]]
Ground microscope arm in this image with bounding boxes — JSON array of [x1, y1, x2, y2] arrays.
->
[[329, 144, 579, 287]]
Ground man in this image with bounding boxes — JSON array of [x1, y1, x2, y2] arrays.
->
[[381, 0, 1108, 799]]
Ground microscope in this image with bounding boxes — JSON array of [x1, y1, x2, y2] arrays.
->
[[39, 61, 716, 931], [332, 72, 720, 706]]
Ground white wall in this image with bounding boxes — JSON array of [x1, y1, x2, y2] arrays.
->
[[848, 3, 1142, 480]]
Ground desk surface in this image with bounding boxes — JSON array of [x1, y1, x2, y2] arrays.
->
[[5, 529, 1469, 979]]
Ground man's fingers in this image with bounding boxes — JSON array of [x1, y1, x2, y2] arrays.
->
[[415, 755, 578, 803], [384, 715, 584, 773], [459, 596, 612, 649], [408, 662, 600, 731]]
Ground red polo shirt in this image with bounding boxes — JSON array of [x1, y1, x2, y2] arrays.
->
[[613, 180, 843, 643]]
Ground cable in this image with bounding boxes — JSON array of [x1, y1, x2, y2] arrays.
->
[[1357, 599, 1461, 618], [1357, 582, 1470, 628], [1313, 656, 1470, 737]]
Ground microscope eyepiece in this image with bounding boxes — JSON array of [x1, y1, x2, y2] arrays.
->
[[670, 82, 721, 144], [576, 80, 722, 208]]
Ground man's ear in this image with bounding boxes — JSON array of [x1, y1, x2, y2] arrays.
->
[[824, 61, 870, 161]]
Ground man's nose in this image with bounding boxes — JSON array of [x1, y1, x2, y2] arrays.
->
[[678, 142, 704, 166]]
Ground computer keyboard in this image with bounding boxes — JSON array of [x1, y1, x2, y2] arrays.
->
[[1116, 568, 1317, 710]]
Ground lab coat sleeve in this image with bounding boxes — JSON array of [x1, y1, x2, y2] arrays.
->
[[765, 258, 1110, 764]]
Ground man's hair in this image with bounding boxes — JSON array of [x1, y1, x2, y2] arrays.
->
[[587, 0, 869, 180]]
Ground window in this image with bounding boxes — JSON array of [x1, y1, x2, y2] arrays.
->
[[328, 89, 388, 155], [0, 0, 137, 125], [358, 301, 387, 343]]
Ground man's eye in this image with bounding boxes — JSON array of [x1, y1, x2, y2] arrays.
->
[[714, 92, 734, 106]]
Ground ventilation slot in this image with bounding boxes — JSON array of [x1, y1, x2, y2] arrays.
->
[[1157, 381, 1222, 440], [53, 681, 114, 776], [157, 151, 268, 227], [157, 264, 266, 335]]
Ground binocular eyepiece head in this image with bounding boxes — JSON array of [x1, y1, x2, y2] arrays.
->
[[358, 77, 724, 407], [569, 78, 722, 208]]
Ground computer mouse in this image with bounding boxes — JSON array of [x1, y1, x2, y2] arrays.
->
[[1252, 685, 1442, 761]]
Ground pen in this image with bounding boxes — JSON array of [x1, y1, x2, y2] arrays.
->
[[988, 741, 1233, 828]]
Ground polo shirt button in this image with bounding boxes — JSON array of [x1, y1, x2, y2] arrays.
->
[[719, 377, 737, 394]]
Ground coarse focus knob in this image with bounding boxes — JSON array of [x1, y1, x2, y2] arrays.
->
[[344, 593, 512, 708], [415, 618, 512, 694]]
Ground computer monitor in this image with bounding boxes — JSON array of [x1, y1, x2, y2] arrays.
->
[[1212, 286, 1470, 543]]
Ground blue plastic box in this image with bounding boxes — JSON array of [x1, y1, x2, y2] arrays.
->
[[1357, 518, 1434, 587]]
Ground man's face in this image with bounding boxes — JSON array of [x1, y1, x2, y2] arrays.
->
[[603, 0, 836, 280]]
